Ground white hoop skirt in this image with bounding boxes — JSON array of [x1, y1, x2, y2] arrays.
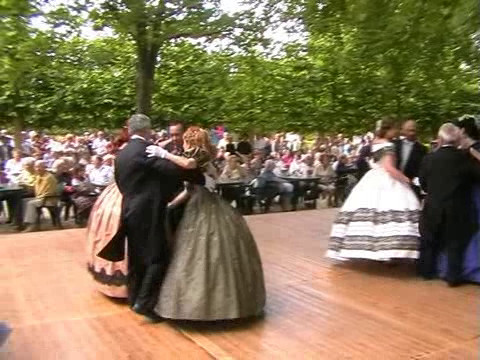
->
[[327, 168, 420, 261]]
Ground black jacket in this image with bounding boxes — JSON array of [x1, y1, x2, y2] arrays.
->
[[98, 138, 203, 264], [394, 139, 427, 180], [419, 146, 480, 240]]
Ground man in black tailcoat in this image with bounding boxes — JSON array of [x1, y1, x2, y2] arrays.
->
[[418, 123, 480, 286], [98, 114, 201, 319], [394, 120, 427, 198]]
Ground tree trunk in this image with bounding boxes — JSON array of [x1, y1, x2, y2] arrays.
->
[[135, 44, 158, 115], [13, 116, 23, 151], [13, 86, 24, 150]]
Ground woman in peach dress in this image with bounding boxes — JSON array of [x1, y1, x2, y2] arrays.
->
[[86, 128, 129, 298]]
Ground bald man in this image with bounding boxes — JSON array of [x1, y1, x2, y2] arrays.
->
[[394, 120, 427, 198]]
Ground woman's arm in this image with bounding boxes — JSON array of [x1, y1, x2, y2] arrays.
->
[[206, 162, 218, 180], [157, 138, 172, 148], [168, 188, 190, 208], [164, 152, 197, 169], [146, 145, 197, 169], [220, 167, 231, 180], [383, 153, 410, 184], [470, 147, 480, 163]]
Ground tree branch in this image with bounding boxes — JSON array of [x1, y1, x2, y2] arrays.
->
[[166, 28, 227, 41]]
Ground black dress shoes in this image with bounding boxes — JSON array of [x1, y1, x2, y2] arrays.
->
[[446, 277, 465, 288], [447, 280, 463, 288], [132, 303, 164, 323]]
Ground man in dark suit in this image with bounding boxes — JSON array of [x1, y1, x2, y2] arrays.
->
[[99, 114, 200, 319], [418, 123, 480, 286], [394, 120, 427, 197], [164, 121, 184, 155]]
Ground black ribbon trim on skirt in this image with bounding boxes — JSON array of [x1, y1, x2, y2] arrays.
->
[[87, 264, 127, 287], [334, 208, 420, 225]]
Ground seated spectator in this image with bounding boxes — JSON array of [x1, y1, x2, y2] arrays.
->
[[220, 155, 248, 180], [62, 149, 76, 169], [102, 154, 115, 184], [71, 164, 87, 187], [88, 155, 112, 187], [281, 149, 294, 168], [294, 154, 315, 177], [334, 154, 358, 206], [18, 157, 36, 197], [92, 131, 109, 156], [237, 134, 252, 156], [50, 148, 65, 173], [217, 132, 235, 154], [55, 160, 73, 187], [254, 159, 293, 210], [213, 148, 227, 172], [69, 165, 96, 225], [55, 161, 76, 220], [5, 149, 23, 184], [288, 152, 303, 175], [43, 148, 56, 169], [249, 150, 265, 178], [63, 134, 77, 153], [23, 160, 58, 232], [314, 153, 335, 207], [218, 155, 248, 207], [74, 137, 89, 159], [0, 132, 13, 165]]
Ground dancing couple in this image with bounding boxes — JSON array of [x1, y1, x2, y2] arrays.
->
[[88, 114, 265, 321], [327, 117, 480, 287]]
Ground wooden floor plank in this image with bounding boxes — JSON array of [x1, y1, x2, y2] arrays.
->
[[1, 209, 478, 359]]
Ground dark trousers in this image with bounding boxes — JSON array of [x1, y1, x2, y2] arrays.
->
[[418, 216, 471, 282], [1, 192, 23, 227], [127, 246, 167, 311], [126, 229, 169, 311]]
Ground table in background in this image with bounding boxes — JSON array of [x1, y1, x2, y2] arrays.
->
[[278, 175, 321, 210], [0, 185, 25, 229], [215, 179, 252, 214]]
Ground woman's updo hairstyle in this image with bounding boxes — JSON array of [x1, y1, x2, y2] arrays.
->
[[375, 117, 395, 138], [183, 126, 216, 157], [455, 115, 480, 141]]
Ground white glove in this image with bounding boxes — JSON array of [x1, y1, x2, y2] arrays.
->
[[146, 145, 169, 159]]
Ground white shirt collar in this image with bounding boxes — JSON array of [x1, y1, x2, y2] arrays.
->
[[130, 134, 146, 141]]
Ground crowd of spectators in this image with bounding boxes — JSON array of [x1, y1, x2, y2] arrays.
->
[[0, 126, 377, 232]]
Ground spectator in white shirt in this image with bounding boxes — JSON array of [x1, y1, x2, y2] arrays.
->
[[217, 132, 230, 150], [102, 155, 115, 184], [5, 150, 23, 184], [88, 155, 112, 186], [92, 131, 109, 156]]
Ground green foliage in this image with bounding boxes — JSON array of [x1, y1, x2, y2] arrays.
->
[[0, 0, 478, 137]]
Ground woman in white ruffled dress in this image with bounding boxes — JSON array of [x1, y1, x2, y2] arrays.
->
[[327, 121, 420, 261]]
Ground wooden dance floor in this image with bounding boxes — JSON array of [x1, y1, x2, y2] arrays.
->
[[2, 209, 479, 359]]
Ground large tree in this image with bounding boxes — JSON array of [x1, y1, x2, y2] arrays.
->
[[90, 0, 239, 115], [0, 0, 51, 146]]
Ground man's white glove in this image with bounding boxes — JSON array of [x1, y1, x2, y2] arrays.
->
[[146, 145, 169, 159]]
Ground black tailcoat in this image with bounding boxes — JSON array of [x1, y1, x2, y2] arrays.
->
[[98, 138, 203, 307], [418, 146, 480, 280]]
